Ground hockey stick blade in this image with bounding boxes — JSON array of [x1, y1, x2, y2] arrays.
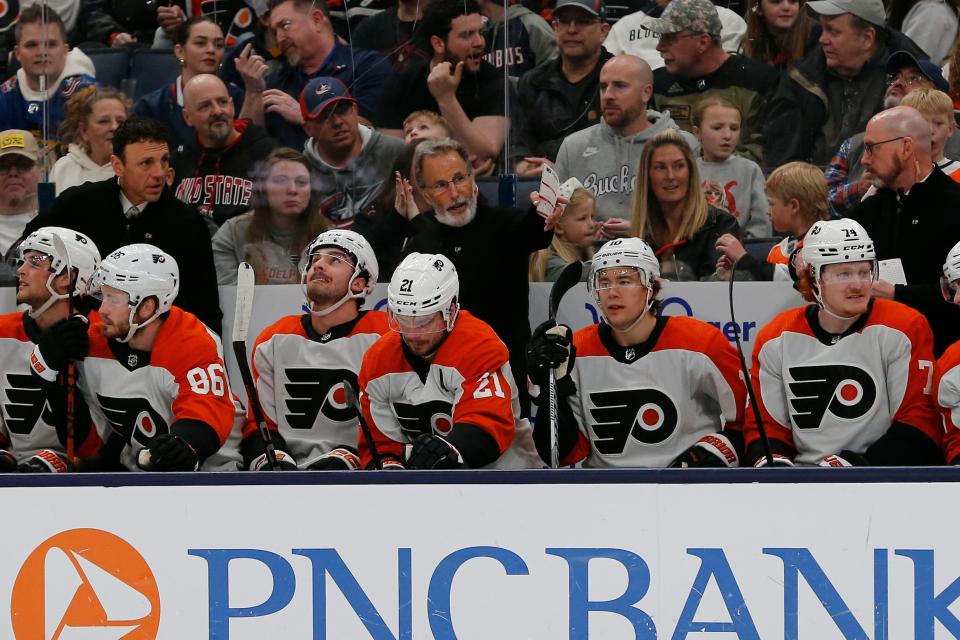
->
[[342, 381, 383, 470], [232, 263, 280, 470], [549, 261, 583, 321]]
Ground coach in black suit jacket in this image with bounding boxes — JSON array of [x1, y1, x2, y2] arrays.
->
[[25, 118, 222, 334]]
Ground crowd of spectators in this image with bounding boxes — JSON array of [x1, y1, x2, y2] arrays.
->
[[0, 0, 959, 388]]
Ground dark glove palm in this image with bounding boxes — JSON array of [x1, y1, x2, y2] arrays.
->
[[37, 316, 89, 371], [145, 434, 198, 471], [405, 433, 464, 470]]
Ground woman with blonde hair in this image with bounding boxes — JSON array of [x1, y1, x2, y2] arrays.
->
[[630, 129, 739, 281], [213, 148, 331, 284], [529, 178, 596, 282], [51, 85, 131, 194]]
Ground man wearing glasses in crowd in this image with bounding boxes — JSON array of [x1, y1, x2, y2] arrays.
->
[[512, 0, 612, 177], [402, 138, 561, 416]]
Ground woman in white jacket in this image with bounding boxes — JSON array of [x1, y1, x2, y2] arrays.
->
[[50, 86, 130, 195]]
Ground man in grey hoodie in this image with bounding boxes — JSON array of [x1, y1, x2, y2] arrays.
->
[[555, 53, 697, 239], [301, 77, 405, 229]]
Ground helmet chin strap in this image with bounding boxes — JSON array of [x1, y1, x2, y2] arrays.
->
[[117, 302, 161, 343], [28, 270, 69, 319], [301, 259, 363, 318]]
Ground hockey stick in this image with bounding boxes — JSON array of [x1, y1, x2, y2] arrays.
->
[[341, 381, 382, 470], [729, 258, 775, 467], [546, 261, 583, 469], [50, 234, 76, 462], [232, 263, 280, 470]]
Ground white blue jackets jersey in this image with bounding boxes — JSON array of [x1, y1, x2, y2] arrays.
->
[[561, 316, 746, 468], [249, 311, 389, 468]]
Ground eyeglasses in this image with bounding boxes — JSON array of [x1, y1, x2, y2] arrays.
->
[[658, 31, 703, 46], [425, 173, 471, 195], [886, 71, 927, 87], [552, 15, 602, 29], [862, 136, 905, 155], [820, 267, 876, 284]]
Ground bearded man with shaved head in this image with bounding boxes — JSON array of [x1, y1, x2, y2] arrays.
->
[[847, 105, 960, 355]]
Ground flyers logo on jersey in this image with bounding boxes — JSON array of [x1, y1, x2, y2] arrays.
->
[[11, 528, 160, 639], [97, 395, 168, 447], [787, 364, 877, 429], [394, 400, 455, 437], [3, 373, 54, 434], [283, 368, 357, 428], [589, 389, 679, 454]]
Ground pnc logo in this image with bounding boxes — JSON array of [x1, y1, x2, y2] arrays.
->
[[11, 528, 160, 639]]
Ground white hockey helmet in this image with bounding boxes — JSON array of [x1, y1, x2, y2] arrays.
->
[[588, 238, 661, 328], [388, 253, 460, 331], [800, 219, 876, 282], [90, 244, 179, 342], [300, 229, 379, 316], [16, 226, 101, 318], [942, 240, 960, 302]]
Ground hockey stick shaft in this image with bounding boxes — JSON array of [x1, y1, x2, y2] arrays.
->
[[546, 261, 583, 469], [50, 234, 76, 461], [342, 381, 382, 470], [233, 263, 279, 470], [729, 259, 775, 467]]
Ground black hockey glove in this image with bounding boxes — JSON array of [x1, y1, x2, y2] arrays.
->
[[18, 449, 71, 473], [307, 446, 361, 471], [527, 320, 575, 386], [141, 434, 199, 471], [818, 450, 870, 467], [250, 450, 298, 471], [404, 433, 465, 470], [671, 434, 739, 468], [0, 449, 18, 472], [33, 316, 89, 377]]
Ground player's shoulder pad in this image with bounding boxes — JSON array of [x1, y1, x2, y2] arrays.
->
[[656, 315, 730, 349], [938, 339, 960, 374], [153, 308, 223, 365], [435, 311, 508, 368], [0, 311, 29, 341], [868, 299, 932, 334], [754, 304, 809, 344], [573, 323, 605, 356], [351, 309, 390, 337], [255, 314, 306, 346]]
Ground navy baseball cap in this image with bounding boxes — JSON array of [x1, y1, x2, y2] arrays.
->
[[886, 50, 949, 93], [299, 77, 356, 121], [554, 0, 607, 20]]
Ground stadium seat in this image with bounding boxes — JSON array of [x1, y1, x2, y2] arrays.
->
[[78, 47, 130, 90], [128, 49, 180, 100]]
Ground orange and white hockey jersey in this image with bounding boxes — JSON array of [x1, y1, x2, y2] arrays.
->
[[249, 311, 389, 468], [747, 300, 940, 464], [934, 340, 960, 463], [358, 311, 540, 469], [766, 236, 801, 281], [0, 311, 100, 460], [561, 316, 746, 468], [78, 307, 237, 471]]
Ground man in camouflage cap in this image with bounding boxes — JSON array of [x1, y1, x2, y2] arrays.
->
[[644, 0, 776, 163]]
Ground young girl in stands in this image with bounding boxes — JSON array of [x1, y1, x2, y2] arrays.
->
[[715, 161, 829, 281], [692, 97, 770, 239], [741, 0, 817, 68], [529, 178, 596, 282]]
